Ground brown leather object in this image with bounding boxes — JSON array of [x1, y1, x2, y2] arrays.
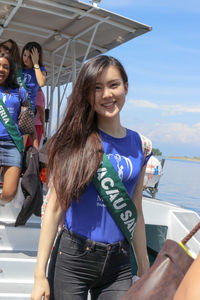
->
[[121, 239, 194, 300]]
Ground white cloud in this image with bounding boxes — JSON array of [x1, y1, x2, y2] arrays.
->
[[128, 99, 200, 115], [148, 122, 200, 145], [129, 100, 158, 109], [162, 105, 200, 115]]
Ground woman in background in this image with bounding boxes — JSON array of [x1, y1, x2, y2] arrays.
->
[[26, 87, 46, 148], [21, 41, 46, 112], [0, 53, 27, 205], [21, 41, 46, 149], [2, 39, 21, 67], [0, 43, 11, 56]]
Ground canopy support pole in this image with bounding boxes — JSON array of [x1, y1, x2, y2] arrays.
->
[[71, 40, 77, 87]]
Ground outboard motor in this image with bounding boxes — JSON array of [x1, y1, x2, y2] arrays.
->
[[143, 156, 163, 188]]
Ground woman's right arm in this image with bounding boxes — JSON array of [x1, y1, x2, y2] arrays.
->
[[173, 254, 200, 300], [31, 182, 63, 300]]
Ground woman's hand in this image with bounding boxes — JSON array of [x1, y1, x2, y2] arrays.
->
[[31, 47, 39, 66], [31, 276, 50, 300]]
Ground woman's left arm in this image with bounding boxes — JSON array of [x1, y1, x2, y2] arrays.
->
[[132, 164, 149, 277], [31, 47, 46, 87], [34, 69, 46, 87]]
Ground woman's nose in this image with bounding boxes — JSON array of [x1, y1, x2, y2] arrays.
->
[[102, 87, 111, 98]]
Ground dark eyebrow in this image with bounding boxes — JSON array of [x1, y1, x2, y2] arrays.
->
[[96, 79, 121, 85]]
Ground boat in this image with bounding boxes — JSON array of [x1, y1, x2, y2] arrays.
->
[[0, 1, 200, 299], [1, 184, 200, 299]]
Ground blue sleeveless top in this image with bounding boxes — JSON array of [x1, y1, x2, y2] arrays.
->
[[22, 66, 46, 112], [64, 129, 152, 244], [0, 86, 26, 140]]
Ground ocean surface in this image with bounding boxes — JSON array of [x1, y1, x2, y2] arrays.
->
[[147, 158, 200, 215]]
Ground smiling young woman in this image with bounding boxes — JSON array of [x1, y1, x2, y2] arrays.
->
[[0, 53, 27, 205], [31, 55, 152, 300]]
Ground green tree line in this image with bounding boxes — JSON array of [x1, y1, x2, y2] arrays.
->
[[152, 148, 162, 156]]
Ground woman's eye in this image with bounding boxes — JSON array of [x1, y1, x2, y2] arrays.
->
[[95, 86, 101, 90], [111, 82, 119, 88]]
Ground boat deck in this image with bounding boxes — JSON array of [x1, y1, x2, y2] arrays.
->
[[0, 190, 200, 298]]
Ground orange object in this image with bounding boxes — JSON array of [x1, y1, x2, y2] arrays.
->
[[40, 168, 47, 183]]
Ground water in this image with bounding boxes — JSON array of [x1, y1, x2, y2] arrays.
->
[[150, 158, 200, 215]]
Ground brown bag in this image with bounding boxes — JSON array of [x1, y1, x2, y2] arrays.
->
[[121, 222, 200, 300], [18, 87, 35, 135]]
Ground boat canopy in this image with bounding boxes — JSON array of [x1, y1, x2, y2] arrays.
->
[[0, 0, 151, 132]]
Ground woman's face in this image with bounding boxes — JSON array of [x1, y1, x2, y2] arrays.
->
[[0, 46, 10, 56], [3, 42, 13, 59], [94, 65, 128, 120], [23, 49, 33, 68], [0, 57, 10, 86], [3, 41, 12, 52]]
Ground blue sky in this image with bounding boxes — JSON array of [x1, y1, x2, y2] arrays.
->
[[83, 0, 200, 157]]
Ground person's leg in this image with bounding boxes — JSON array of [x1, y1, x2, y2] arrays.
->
[[25, 136, 32, 148], [26, 128, 39, 150], [23, 134, 29, 147], [90, 241, 132, 300], [52, 229, 102, 300], [0, 166, 21, 203], [35, 125, 43, 147], [31, 130, 39, 150], [48, 230, 63, 300], [91, 277, 132, 300]]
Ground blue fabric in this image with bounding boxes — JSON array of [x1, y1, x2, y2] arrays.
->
[[22, 66, 46, 112], [64, 129, 152, 244], [0, 86, 26, 140], [0, 140, 23, 167]]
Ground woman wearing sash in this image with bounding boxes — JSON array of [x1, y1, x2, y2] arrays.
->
[[31, 55, 152, 300], [0, 53, 26, 204], [21, 41, 46, 149]]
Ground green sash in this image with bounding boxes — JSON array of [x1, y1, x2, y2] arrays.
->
[[93, 152, 138, 271], [0, 97, 24, 152], [16, 66, 27, 91], [16, 66, 34, 111]]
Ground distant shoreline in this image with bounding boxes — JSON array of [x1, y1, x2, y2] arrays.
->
[[166, 156, 200, 162]]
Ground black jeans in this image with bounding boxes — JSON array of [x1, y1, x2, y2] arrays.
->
[[48, 228, 132, 300]]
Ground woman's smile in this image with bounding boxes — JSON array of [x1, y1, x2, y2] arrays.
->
[[101, 100, 116, 108], [0, 57, 10, 85]]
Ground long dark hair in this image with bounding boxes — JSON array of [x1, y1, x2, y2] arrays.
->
[[0, 53, 19, 89], [21, 41, 44, 68], [2, 39, 21, 65], [48, 55, 128, 211]]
